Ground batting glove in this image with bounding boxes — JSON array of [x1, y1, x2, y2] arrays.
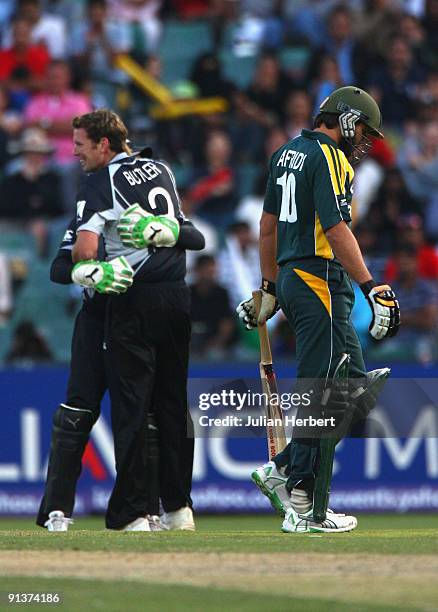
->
[[236, 279, 279, 330], [361, 280, 400, 340], [71, 256, 134, 295], [117, 204, 180, 249]]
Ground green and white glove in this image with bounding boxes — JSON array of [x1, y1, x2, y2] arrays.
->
[[117, 204, 180, 249], [71, 256, 134, 294]]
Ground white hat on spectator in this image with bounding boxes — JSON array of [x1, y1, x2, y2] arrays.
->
[[19, 128, 54, 154]]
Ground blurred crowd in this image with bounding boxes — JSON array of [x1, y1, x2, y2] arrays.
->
[[1, 0, 438, 365]]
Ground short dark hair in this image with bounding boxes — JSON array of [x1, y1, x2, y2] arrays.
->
[[72, 109, 131, 154], [194, 254, 216, 269], [313, 112, 339, 130]]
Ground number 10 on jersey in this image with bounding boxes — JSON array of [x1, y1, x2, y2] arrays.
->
[[277, 171, 297, 223]]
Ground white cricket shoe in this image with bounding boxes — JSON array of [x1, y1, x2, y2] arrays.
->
[[162, 507, 195, 531], [282, 507, 357, 533], [44, 510, 73, 532], [146, 515, 169, 531], [251, 461, 291, 516], [121, 517, 151, 532]]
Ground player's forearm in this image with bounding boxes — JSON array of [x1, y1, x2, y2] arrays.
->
[[260, 212, 278, 282], [50, 252, 74, 284], [325, 221, 373, 284], [72, 231, 99, 262], [177, 222, 205, 251]]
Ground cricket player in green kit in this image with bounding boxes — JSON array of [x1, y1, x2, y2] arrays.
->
[[237, 87, 400, 533]]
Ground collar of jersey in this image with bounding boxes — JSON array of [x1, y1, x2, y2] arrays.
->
[[301, 129, 338, 148], [108, 152, 130, 165]]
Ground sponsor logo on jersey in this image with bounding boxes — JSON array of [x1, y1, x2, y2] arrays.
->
[[76, 200, 86, 220], [62, 229, 74, 243]]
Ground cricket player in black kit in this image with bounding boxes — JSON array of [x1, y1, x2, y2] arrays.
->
[[70, 109, 202, 531], [37, 214, 166, 531]]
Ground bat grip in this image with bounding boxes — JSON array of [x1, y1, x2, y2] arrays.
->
[[252, 290, 273, 365]]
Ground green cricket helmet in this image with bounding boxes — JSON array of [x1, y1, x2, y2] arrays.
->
[[318, 86, 384, 138]]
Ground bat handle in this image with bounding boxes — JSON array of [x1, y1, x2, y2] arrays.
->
[[252, 289, 262, 316], [252, 289, 273, 365]]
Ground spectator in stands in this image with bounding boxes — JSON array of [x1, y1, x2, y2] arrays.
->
[[69, 0, 130, 107], [422, 0, 438, 71], [364, 169, 421, 253], [0, 127, 63, 257], [312, 54, 343, 112], [5, 320, 53, 365], [240, 52, 295, 128], [384, 214, 438, 282], [307, 5, 369, 87], [184, 130, 237, 231], [24, 59, 91, 208], [107, 0, 162, 59], [24, 60, 91, 166], [385, 244, 438, 363], [190, 52, 236, 102], [0, 17, 50, 92], [353, 0, 400, 65], [368, 35, 426, 127], [3, 0, 67, 59], [0, 84, 22, 173], [398, 121, 438, 235], [190, 254, 236, 359], [218, 221, 260, 309], [284, 89, 311, 139], [232, 52, 293, 161], [398, 13, 428, 69], [415, 71, 438, 123]]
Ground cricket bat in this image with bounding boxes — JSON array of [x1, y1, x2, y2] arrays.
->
[[252, 290, 287, 459]]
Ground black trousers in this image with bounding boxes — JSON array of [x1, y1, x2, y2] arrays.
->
[[104, 281, 192, 529], [36, 308, 106, 526]]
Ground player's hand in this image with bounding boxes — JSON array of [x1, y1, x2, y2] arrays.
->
[[237, 280, 279, 329], [361, 282, 400, 340], [117, 204, 180, 248], [71, 256, 134, 294]]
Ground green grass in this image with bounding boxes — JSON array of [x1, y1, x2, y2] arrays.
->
[[0, 577, 406, 612], [0, 515, 437, 555], [1, 515, 437, 611]]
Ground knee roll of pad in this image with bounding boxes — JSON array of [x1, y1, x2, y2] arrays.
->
[[53, 405, 95, 434], [350, 368, 390, 420]]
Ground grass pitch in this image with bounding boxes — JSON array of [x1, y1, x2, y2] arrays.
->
[[0, 515, 437, 611]]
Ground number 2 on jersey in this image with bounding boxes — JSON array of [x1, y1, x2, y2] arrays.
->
[[277, 171, 297, 223]]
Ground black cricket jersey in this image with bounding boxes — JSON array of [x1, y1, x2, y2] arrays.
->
[[75, 152, 186, 283]]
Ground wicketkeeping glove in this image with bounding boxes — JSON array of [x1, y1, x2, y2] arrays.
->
[[361, 280, 400, 340], [117, 204, 180, 249], [71, 256, 134, 294], [236, 279, 279, 330]]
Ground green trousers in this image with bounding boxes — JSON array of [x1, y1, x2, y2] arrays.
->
[[273, 258, 366, 490]]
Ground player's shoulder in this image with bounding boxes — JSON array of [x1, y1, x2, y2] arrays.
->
[[80, 167, 109, 191]]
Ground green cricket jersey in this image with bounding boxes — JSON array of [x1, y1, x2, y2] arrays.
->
[[263, 129, 354, 265]]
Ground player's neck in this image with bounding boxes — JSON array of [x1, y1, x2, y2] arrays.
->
[[312, 125, 341, 144]]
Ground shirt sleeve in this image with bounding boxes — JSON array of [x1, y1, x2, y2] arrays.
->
[[263, 154, 278, 216], [75, 179, 110, 236], [58, 215, 77, 251], [313, 145, 345, 230]]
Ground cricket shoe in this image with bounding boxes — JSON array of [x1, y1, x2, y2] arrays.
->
[[281, 507, 357, 533], [121, 517, 151, 532], [146, 515, 169, 531], [162, 507, 195, 531], [251, 461, 291, 516], [44, 510, 73, 532]]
